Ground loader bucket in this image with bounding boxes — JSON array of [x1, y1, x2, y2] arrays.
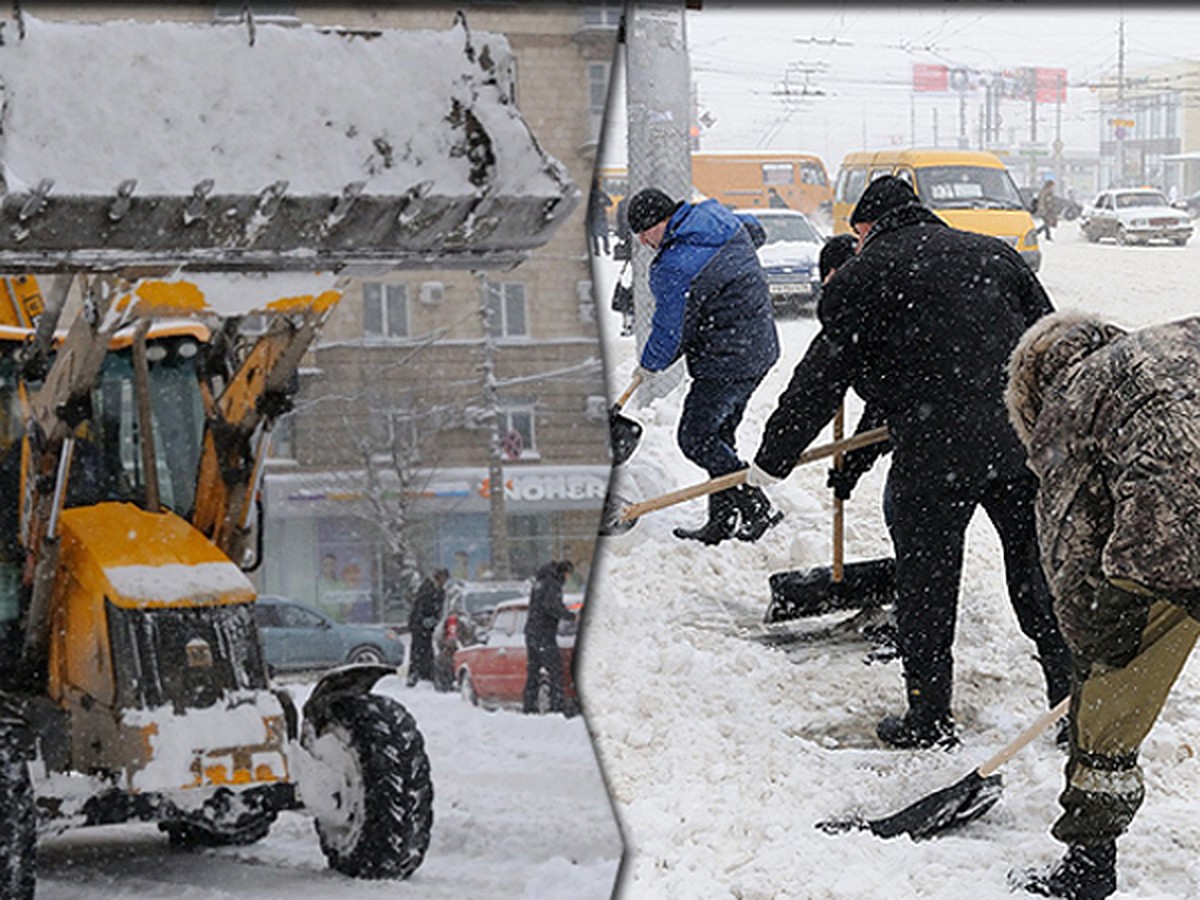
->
[[0, 14, 578, 275]]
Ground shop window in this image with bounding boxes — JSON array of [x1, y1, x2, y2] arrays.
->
[[484, 282, 528, 338], [363, 282, 410, 339]]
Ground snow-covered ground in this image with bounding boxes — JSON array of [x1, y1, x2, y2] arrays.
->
[[37, 663, 622, 899], [582, 224, 1200, 899]]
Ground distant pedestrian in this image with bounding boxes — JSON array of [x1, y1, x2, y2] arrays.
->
[[1036, 178, 1059, 241], [524, 560, 576, 714], [407, 568, 449, 686], [589, 181, 613, 256], [747, 176, 1071, 750], [1007, 312, 1200, 900], [626, 186, 783, 545]]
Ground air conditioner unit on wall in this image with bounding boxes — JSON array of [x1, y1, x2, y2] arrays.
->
[[585, 395, 607, 421], [420, 281, 445, 305]]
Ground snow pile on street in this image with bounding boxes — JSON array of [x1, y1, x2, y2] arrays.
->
[[0, 15, 564, 200], [581, 233, 1200, 899], [37, 673, 622, 899]]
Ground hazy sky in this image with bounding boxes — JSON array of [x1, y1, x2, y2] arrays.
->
[[603, 4, 1200, 179]]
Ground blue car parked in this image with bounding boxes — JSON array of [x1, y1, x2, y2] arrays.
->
[[252, 595, 406, 674]]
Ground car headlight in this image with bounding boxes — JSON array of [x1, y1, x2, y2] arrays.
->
[[1131, 218, 1147, 227], [1023, 228, 1038, 248]]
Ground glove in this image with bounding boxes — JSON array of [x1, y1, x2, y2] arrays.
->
[[744, 461, 783, 488], [826, 467, 861, 501]]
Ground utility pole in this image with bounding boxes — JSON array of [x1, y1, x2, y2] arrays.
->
[[1116, 16, 1126, 187], [625, 1, 690, 405], [478, 277, 510, 580]]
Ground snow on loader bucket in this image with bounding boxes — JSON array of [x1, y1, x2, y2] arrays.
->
[[0, 12, 579, 897], [0, 13, 578, 275]]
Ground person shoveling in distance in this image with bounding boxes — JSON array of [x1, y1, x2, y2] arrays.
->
[[1004, 312, 1200, 900], [625, 187, 782, 546], [746, 175, 1071, 751]]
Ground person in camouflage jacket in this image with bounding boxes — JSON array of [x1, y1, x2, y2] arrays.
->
[[1006, 311, 1200, 900]]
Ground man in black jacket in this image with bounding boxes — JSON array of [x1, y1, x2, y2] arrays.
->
[[523, 560, 577, 714], [747, 176, 1072, 749], [406, 568, 449, 687]]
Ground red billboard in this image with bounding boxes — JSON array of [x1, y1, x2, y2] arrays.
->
[[913, 63, 948, 92], [1036, 67, 1068, 103]]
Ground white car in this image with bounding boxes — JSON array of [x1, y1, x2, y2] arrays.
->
[[734, 209, 825, 316], [1080, 188, 1193, 246]]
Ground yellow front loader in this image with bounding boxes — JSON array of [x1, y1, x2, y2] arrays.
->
[[0, 10, 578, 897]]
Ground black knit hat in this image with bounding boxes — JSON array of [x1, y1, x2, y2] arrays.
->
[[818, 233, 858, 281], [849, 175, 920, 227], [627, 188, 680, 233]]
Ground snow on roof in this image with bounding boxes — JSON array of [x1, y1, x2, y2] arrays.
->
[[0, 14, 578, 273]]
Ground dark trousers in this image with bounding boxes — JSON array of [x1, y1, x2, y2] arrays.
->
[[408, 627, 434, 684], [888, 468, 1072, 720], [523, 636, 565, 713], [677, 376, 763, 477], [590, 229, 610, 256]]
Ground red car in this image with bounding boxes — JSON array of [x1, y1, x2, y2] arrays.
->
[[453, 596, 582, 714]]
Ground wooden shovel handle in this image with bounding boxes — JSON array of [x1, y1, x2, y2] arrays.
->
[[977, 697, 1070, 778], [618, 425, 890, 523], [832, 405, 845, 583], [614, 370, 644, 411]]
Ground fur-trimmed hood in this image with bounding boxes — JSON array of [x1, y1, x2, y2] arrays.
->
[[1006, 310, 1127, 447]]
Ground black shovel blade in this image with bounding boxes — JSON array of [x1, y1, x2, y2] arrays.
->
[[609, 405, 643, 467], [598, 490, 637, 537], [817, 771, 1004, 842], [765, 559, 896, 623]]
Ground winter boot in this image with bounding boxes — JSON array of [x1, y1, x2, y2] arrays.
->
[[876, 710, 959, 750], [673, 488, 739, 546], [1013, 841, 1117, 899], [732, 484, 783, 542]]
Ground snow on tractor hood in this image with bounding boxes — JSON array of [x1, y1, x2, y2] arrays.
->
[[0, 14, 578, 275]]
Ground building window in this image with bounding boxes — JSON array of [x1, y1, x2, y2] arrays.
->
[[500, 402, 537, 459], [363, 283, 410, 339], [582, 2, 623, 28], [588, 62, 611, 144], [484, 282, 528, 338]]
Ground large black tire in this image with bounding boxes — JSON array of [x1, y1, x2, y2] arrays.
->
[[304, 693, 433, 880], [0, 724, 37, 900]]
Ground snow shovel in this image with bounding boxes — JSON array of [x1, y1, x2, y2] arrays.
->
[[816, 697, 1069, 841], [599, 426, 890, 537], [765, 406, 895, 623], [609, 370, 645, 466]]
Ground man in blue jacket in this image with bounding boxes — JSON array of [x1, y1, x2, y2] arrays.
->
[[627, 187, 782, 545]]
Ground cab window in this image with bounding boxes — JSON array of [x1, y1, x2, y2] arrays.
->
[[799, 162, 826, 186], [838, 168, 867, 204]]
